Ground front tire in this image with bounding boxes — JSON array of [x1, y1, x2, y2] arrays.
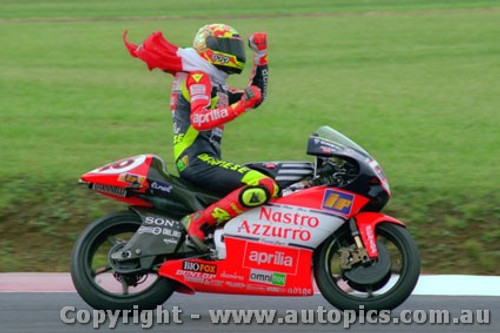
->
[[314, 223, 420, 311], [70, 211, 175, 310]]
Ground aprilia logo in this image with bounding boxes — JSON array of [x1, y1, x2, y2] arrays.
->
[[248, 250, 293, 267], [192, 109, 229, 126], [243, 242, 300, 275]]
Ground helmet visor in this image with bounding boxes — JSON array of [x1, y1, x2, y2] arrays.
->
[[206, 36, 246, 64]]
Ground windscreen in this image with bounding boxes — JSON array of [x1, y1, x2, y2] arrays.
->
[[315, 126, 371, 159], [315, 126, 391, 194]]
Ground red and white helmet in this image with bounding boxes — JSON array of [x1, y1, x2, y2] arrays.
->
[[193, 23, 246, 74]]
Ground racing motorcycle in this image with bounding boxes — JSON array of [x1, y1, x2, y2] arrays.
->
[[71, 126, 420, 311]]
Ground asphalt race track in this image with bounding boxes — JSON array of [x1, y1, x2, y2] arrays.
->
[[0, 293, 498, 333]]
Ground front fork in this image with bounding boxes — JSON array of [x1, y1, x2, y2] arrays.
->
[[338, 219, 372, 269], [341, 212, 407, 267]]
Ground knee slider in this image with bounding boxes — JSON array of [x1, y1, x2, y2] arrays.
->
[[239, 185, 271, 208], [257, 177, 279, 198]]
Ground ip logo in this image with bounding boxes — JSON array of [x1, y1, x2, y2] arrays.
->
[[322, 190, 354, 215]]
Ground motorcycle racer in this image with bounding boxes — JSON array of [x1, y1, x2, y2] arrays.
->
[[124, 24, 278, 251]]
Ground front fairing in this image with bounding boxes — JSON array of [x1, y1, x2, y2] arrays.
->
[[307, 126, 391, 200]]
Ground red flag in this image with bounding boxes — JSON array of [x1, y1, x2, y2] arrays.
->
[[123, 30, 183, 74]]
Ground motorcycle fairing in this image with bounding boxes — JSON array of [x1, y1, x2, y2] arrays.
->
[[158, 237, 314, 296], [80, 154, 222, 212], [354, 212, 406, 258], [158, 188, 370, 296], [275, 186, 370, 219], [222, 203, 345, 249], [81, 154, 154, 206]]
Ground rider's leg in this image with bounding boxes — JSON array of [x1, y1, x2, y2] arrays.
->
[[179, 156, 279, 251]]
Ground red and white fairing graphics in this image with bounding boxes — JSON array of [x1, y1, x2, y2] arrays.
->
[[80, 154, 155, 207], [223, 204, 343, 248], [158, 186, 374, 296], [159, 237, 314, 296]]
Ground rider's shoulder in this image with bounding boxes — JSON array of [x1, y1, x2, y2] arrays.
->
[[185, 71, 211, 86]]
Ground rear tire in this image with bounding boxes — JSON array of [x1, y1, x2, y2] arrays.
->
[[70, 211, 175, 310], [314, 223, 420, 311]]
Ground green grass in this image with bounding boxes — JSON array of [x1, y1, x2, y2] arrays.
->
[[1, 0, 500, 273], [2, 0, 499, 19]]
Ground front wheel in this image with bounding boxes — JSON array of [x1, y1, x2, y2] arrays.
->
[[314, 223, 420, 311], [70, 211, 175, 310]]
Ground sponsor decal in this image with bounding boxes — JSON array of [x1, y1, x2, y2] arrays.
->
[[182, 261, 217, 275], [189, 83, 206, 95], [246, 284, 266, 292], [248, 251, 293, 268], [313, 138, 342, 151], [369, 159, 387, 180], [170, 93, 178, 111], [191, 94, 209, 102], [261, 68, 268, 98], [139, 216, 182, 239], [211, 207, 230, 223], [322, 189, 354, 215], [243, 242, 299, 274], [118, 173, 145, 186], [144, 216, 177, 227], [260, 238, 288, 247], [225, 281, 245, 289], [266, 286, 285, 293], [369, 159, 390, 193], [220, 271, 244, 281], [93, 155, 147, 175], [205, 280, 224, 287], [212, 54, 231, 64], [249, 269, 286, 286], [287, 287, 313, 296], [176, 155, 189, 172], [197, 153, 249, 173], [191, 73, 204, 83], [150, 181, 173, 196], [175, 269, 215, 284], [175, 269, 215, 280], [365, 225, 378, 254], [163, 238, 178, 245], [91, 184, 127, 197], [236, 207, 322, 242], [321, 147, 333, 154], [238, 220, 312, 242], [192, 108, 229, 126], [259, 207, 319, 228], [137, 226, 182, 238]]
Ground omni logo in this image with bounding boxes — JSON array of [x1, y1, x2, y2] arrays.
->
[[249, 269, 286, 286]]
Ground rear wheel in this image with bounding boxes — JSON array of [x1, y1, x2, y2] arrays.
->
[[70, 211, 175, 310], [314, 223, 420, 311]]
